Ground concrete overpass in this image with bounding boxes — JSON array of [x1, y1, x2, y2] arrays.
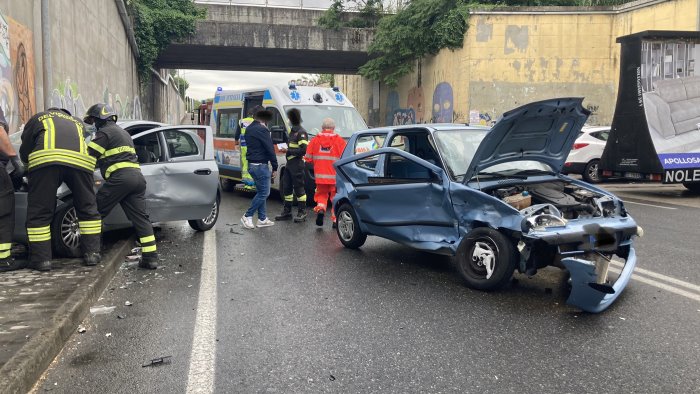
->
[[155, 4, 374, 74]]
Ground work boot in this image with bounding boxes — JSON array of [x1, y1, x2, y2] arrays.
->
[[27, 261, 51, 272], [315, 209, 325, 226], [84, 252, 101, 266], [294, 207, 307, 223], [275, 204, 293, 221], [139, 253, 158, 270], [0, 258, 25, 272]]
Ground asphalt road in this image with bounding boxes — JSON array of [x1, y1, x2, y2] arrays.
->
[[34, 184, 700, 393]]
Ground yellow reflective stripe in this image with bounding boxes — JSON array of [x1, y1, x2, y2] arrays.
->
[[142, 245, 157, 253], [28, 156, 96, 171], [88, 141, 106, 154], [76, 123, 87, 154], [28, 149, 97, 171], [28, 233, 51, 242], [0, 243, 11, 250], [102, 146, 136, 158], [284, 195, 294, 202], [79, 220, 102, 227], [29, 148, 96, 163], [42, 119, 52, 150], [105, 162, 140, 178], [0, 250, 10, 258], [140, 235, 155, 244], [27, 226, 51, 234], [80, 228, 101, 235], [298, 194, 307, 202], [79, 220, 102, 233], [289, 143, 300, 148], [298, 140, 309, 145]]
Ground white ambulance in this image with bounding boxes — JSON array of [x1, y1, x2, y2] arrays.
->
[[209, 84, 368, 196]]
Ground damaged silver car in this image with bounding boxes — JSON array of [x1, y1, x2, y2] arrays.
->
[[333, 98, 642, 313]]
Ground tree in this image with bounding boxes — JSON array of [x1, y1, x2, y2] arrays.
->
[[301, 74, 336, 86], [173, 75, 189, 99], [128, 0, 206, 83], [318, 0, 384, 30]]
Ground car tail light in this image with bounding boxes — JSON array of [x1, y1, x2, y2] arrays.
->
[[572, 143, 589, 150], [564, 162, 572, 167], [649, 174, 662, 181], [602, 170, 613, 176]]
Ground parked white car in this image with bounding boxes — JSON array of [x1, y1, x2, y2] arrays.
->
[[562, 126, 610, 183]]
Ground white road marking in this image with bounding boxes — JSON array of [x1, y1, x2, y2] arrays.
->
[[186, 230, 218, 394], [610, 260, 700, 293], [608, 266, 700, 303], [624, 201, 677, 210]]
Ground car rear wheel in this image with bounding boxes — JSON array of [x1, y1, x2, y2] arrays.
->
[[336, 203, 366, 249], [51, 202, 82, 258], [220, 177, 236, 192], [456, 228, 516, 291], [583, 159, 601, 183], [188, 194, 220, 231]]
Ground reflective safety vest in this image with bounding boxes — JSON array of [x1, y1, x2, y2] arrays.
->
[[19, 110, 96, 174], [239, 117, 254, 147], [87, 122, 140, 179], [304, 130, 347, 185]]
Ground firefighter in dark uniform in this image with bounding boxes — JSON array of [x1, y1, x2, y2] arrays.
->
[[19, 108, 102, 271], [0, 106, 25, 271], [274, 108, 309, 222], [84, 103, 158, 270]]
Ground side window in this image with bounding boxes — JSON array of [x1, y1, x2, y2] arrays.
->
[[217, 108, 241, 138], [387, 134, 410, 152], [133, 132, 165, 164], [266, 107, 286, 129], [163, 130, 202, 161], [354, 134, 385, 171], [384, 152, 431, 180]]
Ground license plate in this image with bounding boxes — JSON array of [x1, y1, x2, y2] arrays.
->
[[624, 172, 643, 179]]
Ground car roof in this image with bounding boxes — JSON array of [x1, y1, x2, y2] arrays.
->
[[581, 125, 610, 133], [118, 120, 166, 128], [356, 123, 489, 135]]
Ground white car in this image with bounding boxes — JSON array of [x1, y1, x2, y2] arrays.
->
[[562, 126, 610, 183]]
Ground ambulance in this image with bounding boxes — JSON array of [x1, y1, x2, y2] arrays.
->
[[209, 84, 368, 196]]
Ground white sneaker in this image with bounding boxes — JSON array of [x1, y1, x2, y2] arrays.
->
[[257, 218, 275, 227], [241, 215, 255, 229]]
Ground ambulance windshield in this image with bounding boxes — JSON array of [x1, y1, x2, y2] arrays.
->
[[285, 105, 367, 139]]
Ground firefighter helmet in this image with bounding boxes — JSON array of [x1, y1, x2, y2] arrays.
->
[[84, 103, 117, 123]]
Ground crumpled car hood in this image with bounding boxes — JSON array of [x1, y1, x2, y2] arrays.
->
[[463, 98, 590, 182]]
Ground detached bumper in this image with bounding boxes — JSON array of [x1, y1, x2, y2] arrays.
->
[[562, 247, 637, 313]]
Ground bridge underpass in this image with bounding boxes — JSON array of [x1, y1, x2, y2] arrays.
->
[[155, 4, 373, 73]]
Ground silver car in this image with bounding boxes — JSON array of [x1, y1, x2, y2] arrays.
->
[[9, 122, 220, 257]]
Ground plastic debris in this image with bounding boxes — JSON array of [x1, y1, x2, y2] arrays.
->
[[117, 315, 126, 319], [77, 325, 86, 333], [90, 305, 116, 315], [125, 301, 133, 306], [105, 333, 112, 337], [329, 375, 336, 381], [142, 356, 172, 368]]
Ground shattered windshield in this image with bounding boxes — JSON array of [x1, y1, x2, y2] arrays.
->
[[284, 105, 367, 139]]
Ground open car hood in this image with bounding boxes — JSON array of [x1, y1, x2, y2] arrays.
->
[[464, 98, 590, 182]]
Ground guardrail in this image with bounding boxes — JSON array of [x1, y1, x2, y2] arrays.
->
[[194, 0, 335, 10]]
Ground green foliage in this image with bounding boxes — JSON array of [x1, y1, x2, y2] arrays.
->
[[173, 75, 189, 99], [318, 0, 384, 30], [127, 0, 206, 83], [301, 74, 336, 86]]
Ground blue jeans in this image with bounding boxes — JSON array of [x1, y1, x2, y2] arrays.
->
[[245, 164, 271, 220]]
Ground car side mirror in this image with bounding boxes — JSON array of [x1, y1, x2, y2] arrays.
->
[[269, 125, 286, 144]]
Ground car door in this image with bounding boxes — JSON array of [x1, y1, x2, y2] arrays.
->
[[338, 147, 458, 247], [132, 125, 218, 223]]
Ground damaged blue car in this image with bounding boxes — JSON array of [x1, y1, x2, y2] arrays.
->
[[332, 98, 642, 313]]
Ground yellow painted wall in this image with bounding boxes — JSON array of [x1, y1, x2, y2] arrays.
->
[[340, 0, 700, 127]]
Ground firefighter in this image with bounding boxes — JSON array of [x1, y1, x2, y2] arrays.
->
[[84, 103, 158, 270], [304, 117, 346, 227], [19, 108, 101, 271], [275, 108, 309, 222], [235, 109, 256, 191], [0, 106, 25, 271]]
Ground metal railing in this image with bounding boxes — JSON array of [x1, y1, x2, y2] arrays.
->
[[194, 0, 335, 10]]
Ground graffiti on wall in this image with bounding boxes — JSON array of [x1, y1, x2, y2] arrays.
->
[[0, 12, 36, 133], [469, 109, 494, 126], [407, 87, 424, 123], [432, 82, 453, 123], [49, 80, 142, 120]]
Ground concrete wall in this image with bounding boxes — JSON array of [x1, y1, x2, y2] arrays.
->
[[0, 0, 185, 134], [338, 0, 700, 127]]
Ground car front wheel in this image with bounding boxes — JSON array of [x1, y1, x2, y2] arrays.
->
[[582, 159, 601, 183], [188, 194, 220, 231], [336, 203, 366, 249], [456, 228, 516, 291], [51, 202, 82, 258]]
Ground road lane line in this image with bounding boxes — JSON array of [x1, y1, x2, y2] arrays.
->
[[608, 266, 700, 302], [624, 201, 677, 210], [609, 260, 700, 293], [186, 230, 218, 394]]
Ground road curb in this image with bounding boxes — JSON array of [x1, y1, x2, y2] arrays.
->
[[0, 238, 133, 394]]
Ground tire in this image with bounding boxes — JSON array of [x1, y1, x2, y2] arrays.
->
[[683, 182, 700, 194], [336, 203, 367, 249], [188, 194, 220, 231], [582, 159, 601, 183], [51, 202, 82, 258], [456, 228, 517, 291], [220, 177, 235, 192]]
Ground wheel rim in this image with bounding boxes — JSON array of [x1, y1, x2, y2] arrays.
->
[[466, 237, 498, 280], [61, 207, 81, 249], [202, 199, 219, 225], [588, 162, 599, 182], [338, 211, 355, 241]]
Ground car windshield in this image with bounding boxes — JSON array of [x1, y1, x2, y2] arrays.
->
[[284, 105, 367, 139], [433, 128, 553, 181]]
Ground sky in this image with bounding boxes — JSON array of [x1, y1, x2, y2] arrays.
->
[[181, 70, 314, 101]]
